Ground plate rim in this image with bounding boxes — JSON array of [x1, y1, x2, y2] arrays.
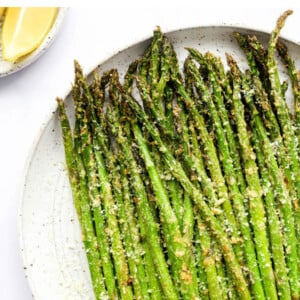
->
[[18, 23, 300, 298]]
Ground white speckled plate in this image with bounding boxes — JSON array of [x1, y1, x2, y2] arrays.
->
[[0, 8, 67, 77], [19, 26, 300, 299]]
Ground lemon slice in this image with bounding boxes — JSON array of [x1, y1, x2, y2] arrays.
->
[[2, 7, 58, 62], [0, 7, 5, 17]]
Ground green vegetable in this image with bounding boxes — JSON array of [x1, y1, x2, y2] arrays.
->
[[57, 11, 299, 299]]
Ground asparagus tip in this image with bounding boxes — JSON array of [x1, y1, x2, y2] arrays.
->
[[233, 31, 242, 39], [56, 97, 63, 105], [73, 60, 84, 79], [154, 25, 162, 34], [225, 53, 235, 67], [276, 10, 293, 29], [269, 10, 293, 50]]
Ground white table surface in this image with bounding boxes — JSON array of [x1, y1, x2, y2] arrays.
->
[[1, 5, 300, 299]]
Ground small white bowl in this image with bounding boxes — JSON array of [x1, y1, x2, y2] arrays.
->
[[0, 7, 68, 77]]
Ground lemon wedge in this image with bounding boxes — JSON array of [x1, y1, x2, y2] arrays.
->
[[0, 7, 5, 17], [2, 7, 58, 62]]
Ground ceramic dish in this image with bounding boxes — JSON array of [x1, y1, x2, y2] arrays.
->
[[0, 7, 67, 77], [19, 25, 300, 300]]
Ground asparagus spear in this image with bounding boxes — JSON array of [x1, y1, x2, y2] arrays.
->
[[136, 37, 202, 297], [72, 69, 124, 298], [136, 40, 184, 232], [109, 70, 177, 299], [277, 40, 300, 132], [143, 43, 238, 299], [75, 65, 135, 299], [193, 217, 209, 300], [226, 55, 278, 300], [251, 126, 291, 300], [156, 39, 184, 232], [233, 32, 279, 141], [188, 118, 230, 300], [105, 81, 150, 298], [186, 50, 268, 299], [106, 144, 149, 299], [242, 69, 298, 300], [171, 64, 244, 267], [267, 12, 300, 297], [57, 98, 107, 299], [119, 123, 178, 299], [235, 31, 300, 291], [266, 9, 296, 174], [115, 62, 178, 299], [247, 35, 270, 92], [149, 27, 165, 117], [137, 36, 223, 298], [123, 89, 251, 299], [132, 122, 199, 299], [276, 40, 300, 288], [174, 96, 223, 300], [204, 51, 247, 193]]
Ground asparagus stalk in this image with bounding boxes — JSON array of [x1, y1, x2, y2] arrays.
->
[[171, 67, 244, 266], [174, 96, 224, 299], [193, 218, 209, 300], [226, 55, 278, 299], [136, 41, 184, 232], [276, 40, 300, 132], [57, 98, 107, 299], [204, 51, 247, 192], [266, 9, 296, 173], [105, 78, 150, 298], [276, 40, 300, 288], [242, 69, 298, 300], [72, 68, 123, 298], [113, 64, 178, 299], [177, 99, 223, 299], [118, 123, 178, 299], [235, 32, 300, 291], [157, 40, 184, 232], [233, 32, 279, 141], [247, 34, 271, 93], [75, 65, 135, 299], [74, 112, 118, 298], [251, 126, 291, 300], [138, 36, 224, 298], [123, 90, 251, 299], [110, 70, 180, 299], [132, 122, 199, 299], [149, 27, 165, 117], [188, 118, 230, 300], [106, 145, 149, 299], [266, 12, 300, 297], [186, 51, 269, 299], [136, 37, 201, 297], [183, 55, 236, 299]]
